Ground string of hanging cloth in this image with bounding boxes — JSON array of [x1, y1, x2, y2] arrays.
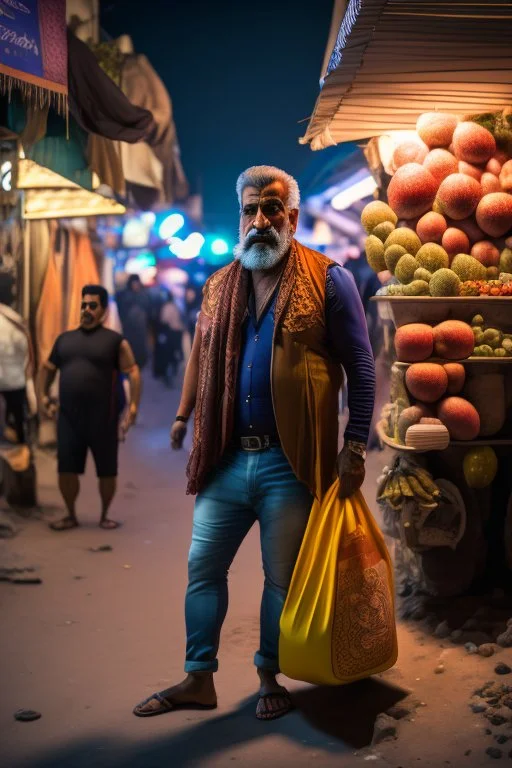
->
[[301, 0, 512, 150]]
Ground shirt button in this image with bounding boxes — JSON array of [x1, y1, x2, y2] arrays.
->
[[249, 425, 253, 429], [246, 395, 251, 400], [247, 363, 253, 369], [254, 335, 259, 342]]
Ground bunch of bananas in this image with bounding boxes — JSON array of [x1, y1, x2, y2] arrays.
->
[[377, 455, 440, 511]]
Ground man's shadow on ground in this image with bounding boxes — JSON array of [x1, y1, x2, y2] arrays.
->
[[19, 678, 407, 768]]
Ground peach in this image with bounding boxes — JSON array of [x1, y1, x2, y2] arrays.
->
[[476, 193, 512, 238], [423, 149, 458, 184], [452, 122, 497, 164], [406, 363, 448, 403], [480, 172, 502, 195], [395, 323, 434, 362], [433, 320, 475, 360], [392, 140, 429, 171], [416, 112, 459, 149], [437, 397, 480, 441], [470, 240, 500, 267], [443, 363, 466, 395], [416, 211, 448, 244], [442, 227, 470, 258], [387, 163, 438, 219], [436, 174, 482, 220], [458, 161, 483, 181]]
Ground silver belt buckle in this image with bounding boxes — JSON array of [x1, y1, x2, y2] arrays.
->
[[241, 436, 269, 451]]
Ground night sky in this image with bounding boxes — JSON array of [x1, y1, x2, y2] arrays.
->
[[100, 0, 334, 239]]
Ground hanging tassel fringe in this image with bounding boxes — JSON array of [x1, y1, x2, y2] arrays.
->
[[0, 73, 68, 120]]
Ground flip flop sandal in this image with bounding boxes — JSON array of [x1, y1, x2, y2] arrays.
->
[[99, 520, 122, 530], [49, 517, 79, 532], [133, 692, 217, 718], [255, 692, 294, 721]]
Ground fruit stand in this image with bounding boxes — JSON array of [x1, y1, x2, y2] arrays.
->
[[364, 111, 512, 604]]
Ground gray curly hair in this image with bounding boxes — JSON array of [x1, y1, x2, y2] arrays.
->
[[236, 165, 301, 210]]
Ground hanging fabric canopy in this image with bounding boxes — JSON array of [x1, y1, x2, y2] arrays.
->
[[301, 0, 512, 150]]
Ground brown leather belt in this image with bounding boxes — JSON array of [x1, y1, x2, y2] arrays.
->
[[238, 435, 280, 451]]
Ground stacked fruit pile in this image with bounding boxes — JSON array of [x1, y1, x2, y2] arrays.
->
[[362, 111, 512, 296], [471, 313, 512, 357]]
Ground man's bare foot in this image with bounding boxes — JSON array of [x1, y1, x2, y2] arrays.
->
[[99, 519, 122, 530], [256, 669, 293, 721], [133, 673, 217, 717]]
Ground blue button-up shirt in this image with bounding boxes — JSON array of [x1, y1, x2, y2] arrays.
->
[[232, 265, 376, 444]]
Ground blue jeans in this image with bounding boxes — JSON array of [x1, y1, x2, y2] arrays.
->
[[185, 446, 312, 674]]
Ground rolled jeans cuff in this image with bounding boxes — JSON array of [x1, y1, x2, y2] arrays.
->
[[185, 659, 218, 673], [254, 651, 280, 673]]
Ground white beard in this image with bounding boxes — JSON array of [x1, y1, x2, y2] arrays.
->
[[234, 227, 292, 271]]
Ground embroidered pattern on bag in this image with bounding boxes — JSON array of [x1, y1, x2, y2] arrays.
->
[[332, 528, 395, 679]]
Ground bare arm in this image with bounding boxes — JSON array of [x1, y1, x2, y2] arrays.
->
[[119, 340, 141, 427], [170, 318, 202, 450], [39, 361, 58, 417], [177, 319, 202, 419]]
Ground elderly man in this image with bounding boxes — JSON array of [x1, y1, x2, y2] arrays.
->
[[134, 166, 375, 721]]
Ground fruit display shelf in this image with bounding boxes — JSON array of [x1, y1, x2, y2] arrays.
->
[[377, 419, 512, 454], [372, 295, 512, 330]]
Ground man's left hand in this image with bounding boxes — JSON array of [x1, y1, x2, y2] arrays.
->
[[337, 444, 366, 498], [121, 405, 138, 439]]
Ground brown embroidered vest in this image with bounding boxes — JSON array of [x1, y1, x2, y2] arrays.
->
[[195, 240, 341, 499]]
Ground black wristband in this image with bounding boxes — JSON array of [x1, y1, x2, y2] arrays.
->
[[175, 415, 188, 424]]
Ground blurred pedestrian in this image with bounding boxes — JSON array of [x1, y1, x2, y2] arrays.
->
[[41, 285, 140, 531], [153, 291, 185, 386], [116, 274, 151, 369]]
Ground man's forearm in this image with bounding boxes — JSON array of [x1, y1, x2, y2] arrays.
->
[[127, 367, 141, 411], [177, 354, 199, 419], [41, 364, 57, 398]]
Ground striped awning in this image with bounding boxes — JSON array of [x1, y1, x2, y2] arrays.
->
[[301, 0, 512, 150]]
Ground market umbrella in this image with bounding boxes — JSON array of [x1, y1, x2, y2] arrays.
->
[[301, 0, 512, 150]]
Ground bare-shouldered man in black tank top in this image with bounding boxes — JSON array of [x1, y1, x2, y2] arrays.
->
[[40, 285, 141, 531]]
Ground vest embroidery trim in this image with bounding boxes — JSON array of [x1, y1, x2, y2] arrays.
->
[[203, 243, 330, 336]]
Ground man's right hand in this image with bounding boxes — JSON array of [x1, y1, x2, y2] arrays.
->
[[170, 421, 187, 450], [42, 395, 58, 419]]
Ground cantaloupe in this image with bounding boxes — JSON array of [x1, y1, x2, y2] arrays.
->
[[443, 363, 465, 394], [384, 244, 407, 273], [395, 255, 419, 284], [372, 221, 396, 242], [452, 122, 497, 164], [392, 140, 429, 170], [433, 320, 475, 359], [436, 174, 482, 220], [415, 243, 450, 272], [365, 235, 387, 272], [437, 397, 480, 441], [476, 193, 512, 237], [470, 240, 500, 267], [458, 161, 483, 181], [384, 227, 422, 256], [361, 201, 398, 234], [450, 254, 487, 281], [395, 323, 434, 362], [416, 112, 459, 148], [423, 149, 458, 184], [481, 172, 502, 195], [416, 211, 447, 244], [405, 363, 448, 402], [429, 269, 461, 297], [387, 163, 438, 219], [442, 228, 470, 258]]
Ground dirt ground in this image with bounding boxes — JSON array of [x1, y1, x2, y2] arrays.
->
[[1, 377, 511, 768]]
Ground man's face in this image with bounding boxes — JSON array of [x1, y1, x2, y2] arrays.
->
[[235, 181, 299, 271], [80, 294, 105, 329]]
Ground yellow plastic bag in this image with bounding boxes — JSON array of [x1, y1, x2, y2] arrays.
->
[[279, 482, 398, 686]]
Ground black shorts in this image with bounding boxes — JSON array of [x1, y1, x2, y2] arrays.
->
[[57, 405, 119, 477]]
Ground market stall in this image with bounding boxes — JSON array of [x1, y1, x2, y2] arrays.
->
[[300, 1, 512, 623]]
